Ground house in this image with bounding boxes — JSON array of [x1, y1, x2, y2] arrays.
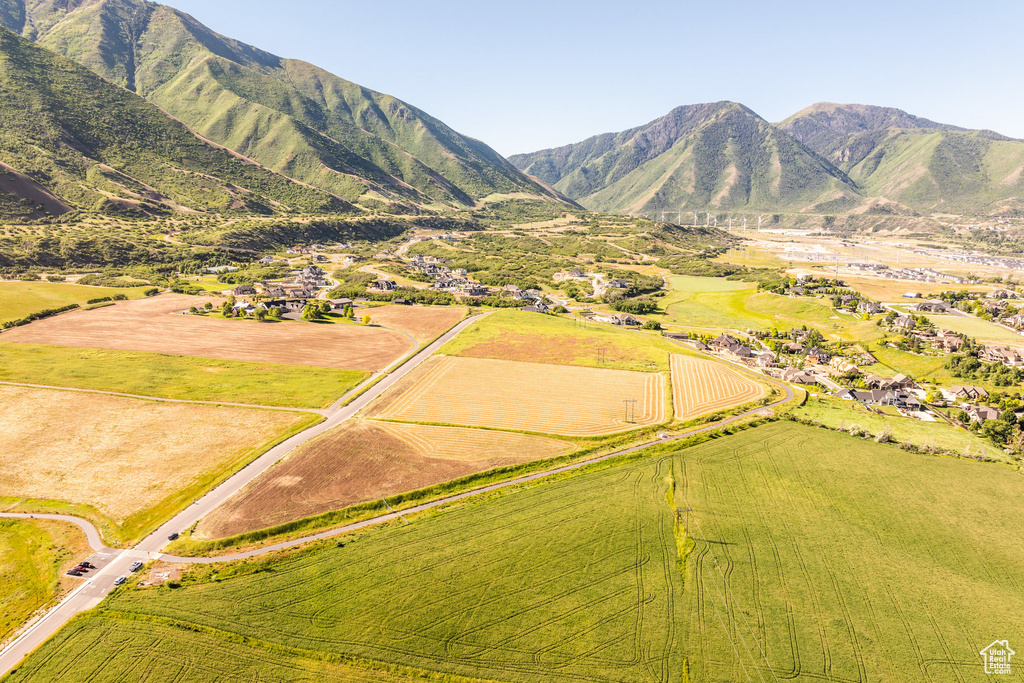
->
[[692, 340, 710, 352], [453, 268, 468, 277], [232, 284, 256, 297], [935, 330, 965, 352], [864, 374, 900, 391], [909, 300, 949, 313], [987, 289, 1019, 299], [522, 301, 550, 314], [568, 268, 585, 278], [314, 254, 330, 263], [857, 301, 882, 314], [283, 300, 307, 312], [981, 345, 1024, 367], [781, 341, 805, 354], [952, 385, 989, 401], [264, 286, 287, 298], [607, 279, 629, 289], [370, 280, 398, 292], [1003, 314, 1024, 330], [258, 256, 274, 264], [460, 284, 489, 297], [662, 332, 690, 341], [805, 347, 831, 365], [892, 316, 916, 331], [828, 357, 859, 376], [231, 301, 256, 315], [755, 351, 778, 368], [611, 313, 641, 326], [712, 333, 741, 350], [839, 295, 858, 307], [891, 373, 915, 389], [393, 298, 410, 305], [329, 298, 353, 309], [781, 368, 817, 385], [965, 405, 1001, 422]]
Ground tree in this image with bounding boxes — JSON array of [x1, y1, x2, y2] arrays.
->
[[362, 314, 371, 325], [204, 302, 213, 311], [641, 320, 662, 330], [189, 306, 199, 315], [268, 306, 282, 319], [319, 301, 332, 316], [220, 301, 232, 316], [255, 307, 268, 322], [344, 305, 354, 319], [302, 304, 322, 321]]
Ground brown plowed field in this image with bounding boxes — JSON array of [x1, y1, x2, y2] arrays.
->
[[670, 354, 764, 420], [0, 385, 309, 521], [196, 420, 574, 538], [0, 294, 413, 371], [365, 305, 466, 342], [368, 356, 666, 436]]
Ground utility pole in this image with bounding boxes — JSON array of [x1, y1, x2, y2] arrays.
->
[[679, 506, 694, 537], [623, 398, 638, 423], [693, 212, 698, 227]]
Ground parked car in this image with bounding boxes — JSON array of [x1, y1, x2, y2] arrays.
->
[[66, 569, 83, 577], [130, 561, 143, 572], [73, 565, 89, 572], [167, 533, 179, 541], [80, 562, 95, 569], [113, 576, 126, 586]]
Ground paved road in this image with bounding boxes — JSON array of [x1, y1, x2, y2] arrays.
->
[[0, 513, 114, 552], [0, 313, 484, 676]]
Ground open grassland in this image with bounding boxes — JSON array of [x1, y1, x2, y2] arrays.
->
[[0, 343, 368, 408], [712, 248, 787, 268], [670, 354, 764, 420], [0, 282, 146, 325], [16, 449, 686, 683], [13, 422, 1024, 683], [924, 313, 1024, 346], [0, 385, 317, 543], [792, 394, 1007, 461], [197, 420, 575, 538], [840, 276, 991, 302], [676, 422, 1024, 682], [362, 305, 467, 342], [438, 309, 680, 372], [864, 346, 972, 387], [0, 519, 91, 644], [369, 356, 666, 436], [661, 276, 880, 341], [0, 294, 413, 371]]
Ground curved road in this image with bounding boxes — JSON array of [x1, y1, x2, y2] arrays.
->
[[0, 337, 794, 675]]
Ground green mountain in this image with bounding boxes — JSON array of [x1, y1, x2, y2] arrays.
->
[[509, 101, 862, 215], [780, 103, 1024, 215], [0, 26, 348, 217], [0, 0, 559, 210]]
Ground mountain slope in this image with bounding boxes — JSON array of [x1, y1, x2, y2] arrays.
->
[[0, 26, 349, 216], [780, 103, 1024, 214], [0, 0, 558, 209], [510, 102, 862, 215]]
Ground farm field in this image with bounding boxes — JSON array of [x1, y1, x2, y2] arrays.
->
[[0, 518, 91, 644], [369, 355, 666, 436], [0, 343, 369, 408], [0, 294, 413, 371], [660, 276, 880, 341], [361, 304, 466, 342], [197, 419, 575, 538], [793, 395, 1007, 461], [670, 354, 764, 420], [439, 309, 681, 372], [839, 276, 990, 302], [13, 422, 1024, 682], [924, 313, 1024, 346], [0, 281, 147, 325], [0, 385, 317, 543]]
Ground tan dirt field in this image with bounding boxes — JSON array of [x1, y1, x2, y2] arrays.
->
[[0, 294, 413, 371], [196, 420, 574, 538], [0, 385, 309, 521], [670, 354, 764, 420], [368, 356, 666, 436], [366, 305, 466, 342]]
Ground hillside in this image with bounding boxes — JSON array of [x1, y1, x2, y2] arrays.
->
[[0, 27, 349, 217], [0, 0, 561, 210], [510, 102, 863, 215], [781, 103, 1024, 215]]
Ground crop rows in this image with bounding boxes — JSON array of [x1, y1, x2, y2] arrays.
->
[[670, 354, 763, 420]]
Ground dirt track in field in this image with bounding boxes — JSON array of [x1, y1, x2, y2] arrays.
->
[[670, 354, 764, 420], [196, 420, 574, 538], [0, 385, 308, 521], [368, 356, 666, 436], [0, 295, 413, 371]]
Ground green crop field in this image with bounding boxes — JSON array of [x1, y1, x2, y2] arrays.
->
[[0, 282, 146, 325], [0, 519, 90, 643], [0, 343, 369, 408], [660, 276, 881, 341], [10, 422, 1024, 682], [438, 309, 686, 372]]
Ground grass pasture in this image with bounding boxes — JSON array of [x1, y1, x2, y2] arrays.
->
[[196, 419, 575, 538], [0, 343, 369, 408], [924, 313, 1024, 346], [0, 294, 414, 371], [0, 519, 91, 644], [0, 281, 146, 325], [0, 385, 318, 543], [369, 356, 666, 436], [12, 422, 1024, 682], [439, 309, 680, 372], [670, 354, 764, 420]]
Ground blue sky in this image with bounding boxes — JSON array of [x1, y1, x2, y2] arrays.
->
[[166, 0, 1024, 155]]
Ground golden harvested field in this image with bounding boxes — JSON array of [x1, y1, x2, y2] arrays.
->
[[0, 385, 310, 524], [366, 305, 466, 342], [369, 356, 666, 436], [197, 420, 574, 538], [0, 294, 413, 371], [670, 354, 764, 420]]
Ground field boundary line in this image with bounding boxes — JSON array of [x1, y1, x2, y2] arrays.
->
[[0, 381, 331, 415]]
